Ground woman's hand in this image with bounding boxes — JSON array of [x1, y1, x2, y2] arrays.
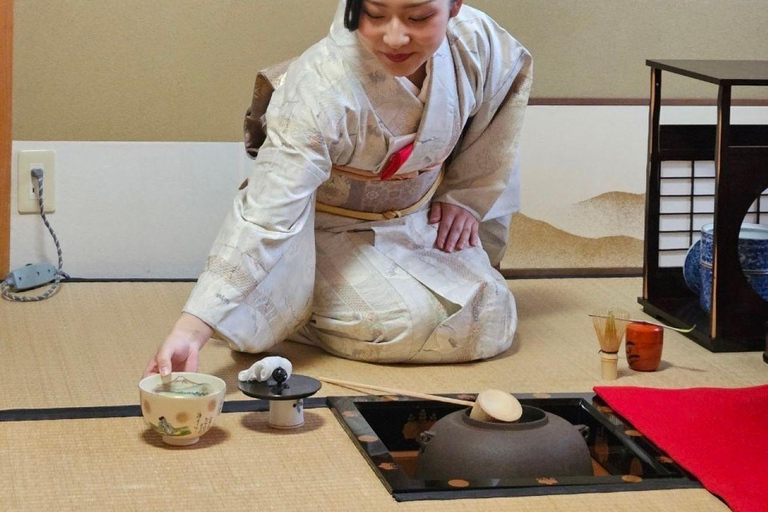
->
[[142, 313, 214, 378], [428, 202, 480, 253]]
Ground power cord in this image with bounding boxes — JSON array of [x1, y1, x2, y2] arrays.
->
[[1, 168, 69, 302]]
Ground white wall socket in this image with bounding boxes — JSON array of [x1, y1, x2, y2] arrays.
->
[[18, 150, 56, 214]]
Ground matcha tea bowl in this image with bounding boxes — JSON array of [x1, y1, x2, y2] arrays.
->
[[139, 372, 226, 446]]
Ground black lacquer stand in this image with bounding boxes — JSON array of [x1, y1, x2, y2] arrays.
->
[[640, 60, 768, 354], [239, 370, 322, 428]]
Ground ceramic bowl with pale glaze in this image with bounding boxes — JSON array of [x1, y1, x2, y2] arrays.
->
[[139, 372, 226, 446]]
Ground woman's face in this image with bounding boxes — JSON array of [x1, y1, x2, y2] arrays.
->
[[356, 0, 461, 82]]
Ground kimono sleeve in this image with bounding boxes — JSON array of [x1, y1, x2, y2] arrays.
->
[[182, 90, 332, 353], [434, 21, 533, 266]]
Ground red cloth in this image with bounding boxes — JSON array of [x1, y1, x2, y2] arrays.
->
[[594, 385, 768, 512], [380, 143, 414, 181]]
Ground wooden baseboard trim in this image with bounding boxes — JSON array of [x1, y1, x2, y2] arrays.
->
[[529, 98, 768, 107], [501, 268, 643, 279]]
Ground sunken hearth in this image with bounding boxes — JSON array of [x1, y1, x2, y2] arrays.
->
[[328, 393, 700, 502]]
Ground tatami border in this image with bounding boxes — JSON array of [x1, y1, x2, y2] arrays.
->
[[0, 397, 329, 423]]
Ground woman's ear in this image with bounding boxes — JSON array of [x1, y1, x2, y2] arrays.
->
[[449, 0, 464, 18]]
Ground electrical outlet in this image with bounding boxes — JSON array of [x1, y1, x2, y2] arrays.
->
[[18, 150, 56, 214]]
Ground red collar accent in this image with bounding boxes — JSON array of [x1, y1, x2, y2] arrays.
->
[[380, 143, 414, 181]]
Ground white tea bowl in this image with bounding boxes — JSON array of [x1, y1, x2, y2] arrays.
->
[[139, 372, 226, 446]]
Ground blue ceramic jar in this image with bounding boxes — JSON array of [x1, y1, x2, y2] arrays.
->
[[683, 240, 702, 294], [695, 223, 768, 312]]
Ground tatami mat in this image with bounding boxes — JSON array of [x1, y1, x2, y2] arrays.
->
[[1, 279, 761, 511], [1, 280, 765, 410], [0, 409, 731, 512]]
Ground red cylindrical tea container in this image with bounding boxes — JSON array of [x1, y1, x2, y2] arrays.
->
[[625, 323, 664, 371]]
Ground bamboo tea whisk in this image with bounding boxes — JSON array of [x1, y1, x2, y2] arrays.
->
[[591, 308, 629, 380]]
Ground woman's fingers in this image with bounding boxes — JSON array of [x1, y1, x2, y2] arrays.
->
[[182, 346, 200, 373], [434, 202, 479, 252], [155, 343, 176, 377], [141, 315, 212, 380], [142, 358, 159, 379], [457, 222, 473, 250], [444, 216, 466, 252], [436, 209, 456, 250], [470, 220, 480, 247], [428, 202, 442, 224]]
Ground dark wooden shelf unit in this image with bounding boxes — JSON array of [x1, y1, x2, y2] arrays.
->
[[640, 60, 768, 353]]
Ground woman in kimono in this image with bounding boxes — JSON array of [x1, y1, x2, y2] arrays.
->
[[143, 0, 532, 377]]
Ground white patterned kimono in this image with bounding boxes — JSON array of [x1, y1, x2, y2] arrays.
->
[[183, 1, 533, 363]]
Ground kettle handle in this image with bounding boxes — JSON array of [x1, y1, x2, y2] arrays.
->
[[417, 430, 435, 453]]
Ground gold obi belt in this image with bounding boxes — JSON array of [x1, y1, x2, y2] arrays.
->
[[315, 164, 445, 221]]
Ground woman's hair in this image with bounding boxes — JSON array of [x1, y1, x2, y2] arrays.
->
[[344, 0, 456, 31], [344, 0, 364, 31]]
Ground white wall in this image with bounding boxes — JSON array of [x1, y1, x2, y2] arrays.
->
[[9, 106, 768, 279], [10, 142, 250, 278], [520, 105, 768, 220]]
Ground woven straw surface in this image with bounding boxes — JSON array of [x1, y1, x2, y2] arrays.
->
[[1, 280, 757, 510], [0, 409, 731, 512], [1, 280, 764, 410]]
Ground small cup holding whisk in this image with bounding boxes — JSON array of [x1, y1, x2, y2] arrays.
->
[[591, 308, 629, 380]]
